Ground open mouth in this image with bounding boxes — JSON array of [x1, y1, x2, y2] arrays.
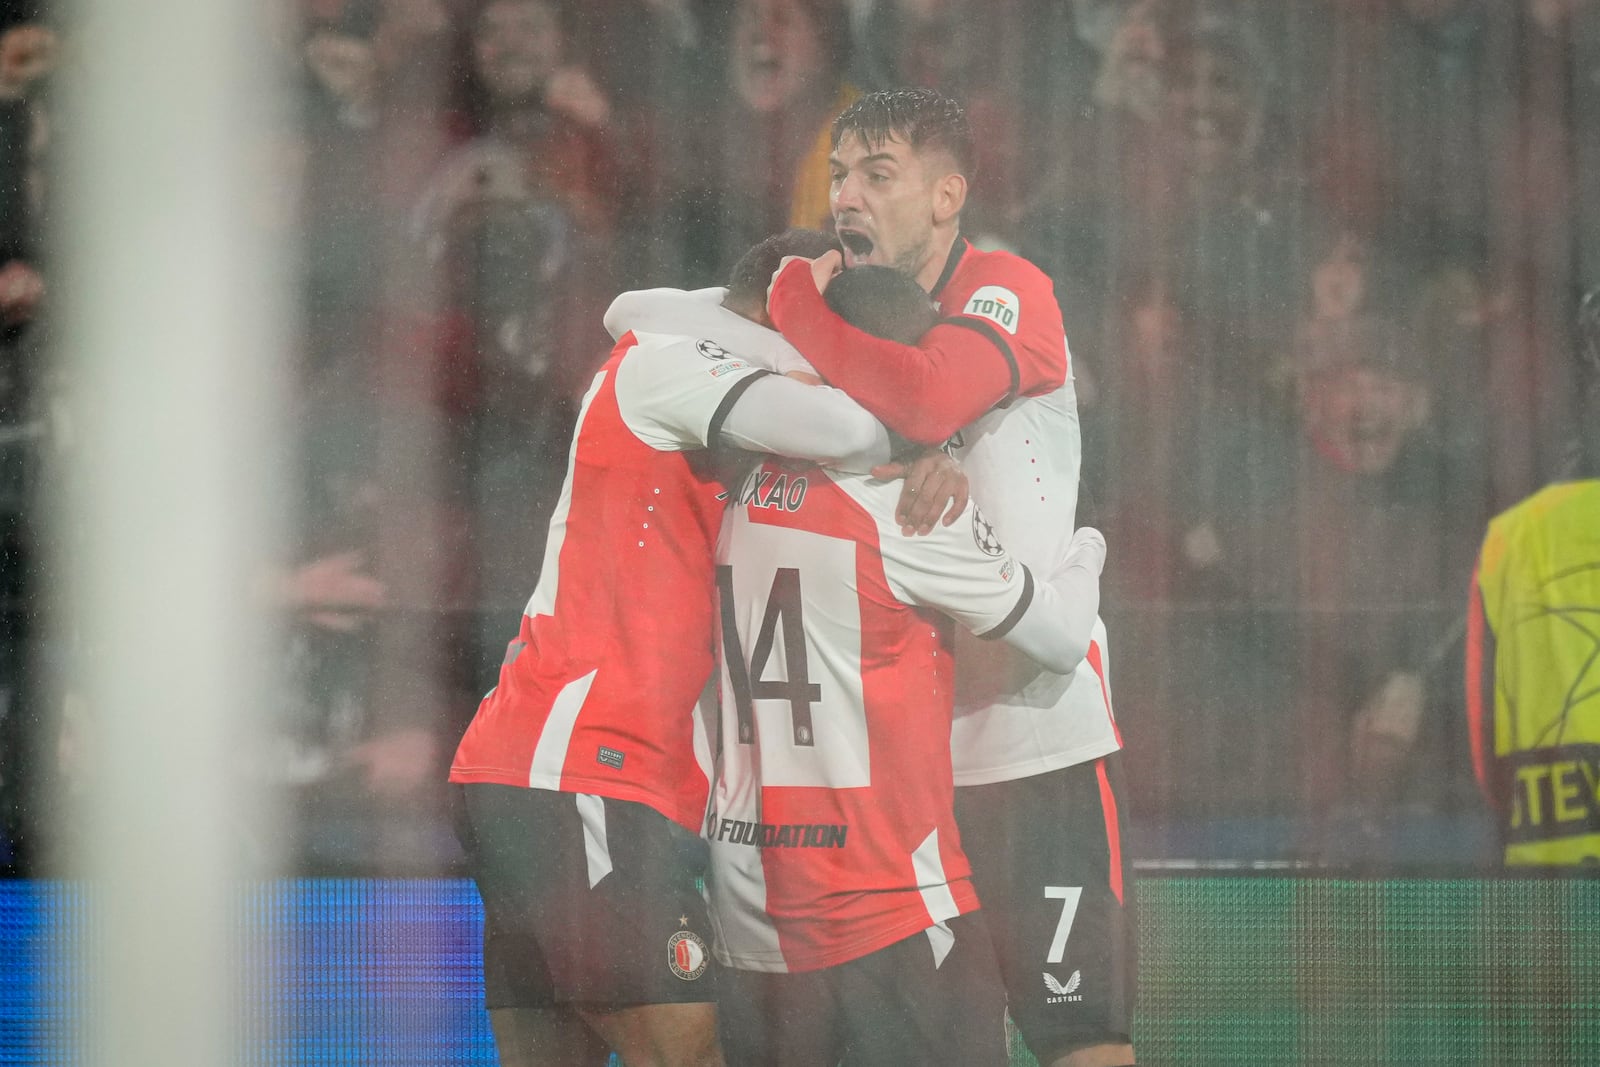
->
[[838, 229, 875, 260]]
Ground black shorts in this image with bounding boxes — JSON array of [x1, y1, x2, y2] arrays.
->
[[457, 783, 719, 1010], [953, 757, 1137, 1061], [717, 911, 1008, 1067]]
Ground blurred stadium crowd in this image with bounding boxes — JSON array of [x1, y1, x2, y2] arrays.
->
[[1, 0, 1597, 875]]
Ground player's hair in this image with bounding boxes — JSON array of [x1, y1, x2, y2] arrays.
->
[[823, 266, 938, 344], [831, 88, 976, 180], [725, 228, 839, 310]]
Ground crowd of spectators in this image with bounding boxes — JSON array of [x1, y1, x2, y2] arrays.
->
[[0, 0, 54, 875], [4, 0, 1598, 874]]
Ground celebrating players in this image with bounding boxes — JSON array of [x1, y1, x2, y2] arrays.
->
[[450, 228, 940, 1067], [609, 87, 1136, 1066], [707, 263, 1109, 1066], [773, 89, 1135, 1067]]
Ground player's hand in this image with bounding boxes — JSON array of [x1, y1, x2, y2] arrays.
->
[[767, 251, 843, 310], [808, 249, 842, 294], [873, 449, 967, 537]]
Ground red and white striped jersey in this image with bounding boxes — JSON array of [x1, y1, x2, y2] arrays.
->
[[706, 457, 1035, 973], [449, 329, 771, 832], [947, 384, 1120, 784], [772, 240, 1120, 783]]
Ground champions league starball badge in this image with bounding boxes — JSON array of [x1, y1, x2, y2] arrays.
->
[[972, 507, 1006, 557], [695, 338, 732, 361]]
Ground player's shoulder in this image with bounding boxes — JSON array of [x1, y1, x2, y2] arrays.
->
[[942, 244, 1063, 339], [946, 244, 1056, 300], [616, 329, 761, 375]]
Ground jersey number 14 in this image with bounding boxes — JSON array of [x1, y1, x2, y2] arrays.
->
[[713, 529, 870, 789]]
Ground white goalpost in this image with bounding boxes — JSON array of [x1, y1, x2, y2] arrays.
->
[[54, 0, 290, 1062]]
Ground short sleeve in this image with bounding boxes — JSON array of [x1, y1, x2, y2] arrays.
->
[[612, 332, 772, 451]]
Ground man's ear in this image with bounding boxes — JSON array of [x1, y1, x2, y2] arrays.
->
[[932, 171, 967, 226]]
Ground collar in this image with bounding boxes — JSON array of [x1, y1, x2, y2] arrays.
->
[[930, 236, 969, 302]]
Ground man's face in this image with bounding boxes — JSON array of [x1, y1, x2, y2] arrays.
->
[[1072, 0, 1140, 53], [1096, 2, 1166, 118], [829, 131, 944, 281], [731, 0, 826, 113], [1166, 43, 1259, 177], [474, 0, 563, 104], [1300, 364, 1426, 474], [305, 30, 377, 107]]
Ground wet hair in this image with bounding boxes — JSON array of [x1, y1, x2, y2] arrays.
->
[[823, 265, 938, 344], [725, 228, 839, 310], [831, 88, 976, 179]]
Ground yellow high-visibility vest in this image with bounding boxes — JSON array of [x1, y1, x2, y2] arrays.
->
[[1470, 480, 1600, 866]]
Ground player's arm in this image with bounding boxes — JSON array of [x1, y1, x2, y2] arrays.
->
[[714, 376, 892, 471], [768, 256, 1066, 444], [604, 285, 814, 376], [605, 286, 719, 340], [978, 527, 1104, 675], [613, 338, 893, 471], [886, 501, 1104, 677]]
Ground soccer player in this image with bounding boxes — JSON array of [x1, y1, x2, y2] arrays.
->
[[776, 89, 1134, 1067], [610, 88, 1135, 1067], [707, 264, 1110, 1066], [450, 229, 943, 1067]]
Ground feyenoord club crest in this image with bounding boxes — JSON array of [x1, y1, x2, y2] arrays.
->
[[972, 506, 1005, 557], [695, 338, 731, 361], [667, 929, 709, 980]]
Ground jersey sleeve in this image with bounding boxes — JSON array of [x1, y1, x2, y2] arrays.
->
[[717, 376, 892, 472], [876, 496, 1035, 640], [941, 251, 1070, 404], [769, 261, 1011, 445], [878, 492, 1100, 676], [604, 286, 815, 375], [767, 253, 1069, 445], [612, 333, 771, 451]]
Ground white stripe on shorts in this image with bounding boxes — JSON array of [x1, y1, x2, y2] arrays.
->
[[911, 829, 959, 968], [925, 921, 955, 969], [575, 793, 613, 888]]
